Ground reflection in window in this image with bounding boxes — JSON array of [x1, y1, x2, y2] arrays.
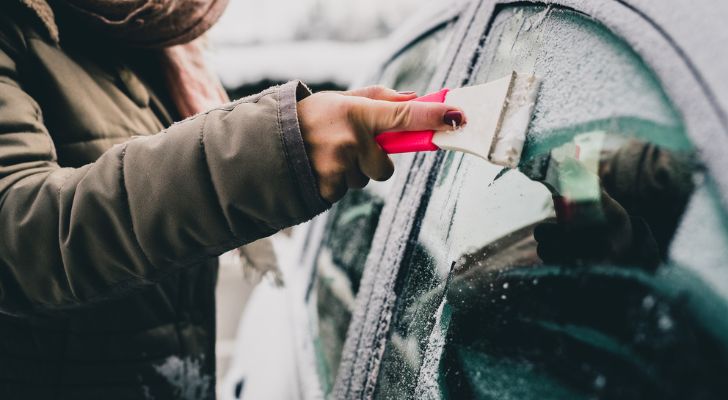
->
[[375, 6, 728, 400], [309, 22, 457, 396]]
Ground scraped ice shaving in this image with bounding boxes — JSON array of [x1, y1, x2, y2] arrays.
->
[[524, 4, 553, 32], [414, 298, 450, 399], [490, 73, 541, 168]]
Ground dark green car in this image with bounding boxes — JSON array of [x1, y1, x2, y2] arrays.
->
[[227, 1, 728, 399]]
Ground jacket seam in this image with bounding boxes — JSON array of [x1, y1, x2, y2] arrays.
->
[[170, 88, 274, 127], [55, 167, 74, 202], [35, 104, 56, 162], [56, 165, 89, 302], [53, 136, 133, 148], [198, 112, 238, 241], [118, 144, 156, 272]]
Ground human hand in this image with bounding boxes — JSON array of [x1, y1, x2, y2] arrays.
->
[[297, 86, 466, 202]]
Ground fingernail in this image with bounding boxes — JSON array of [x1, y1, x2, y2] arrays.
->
[[443, 110, 463, 127], [397, 90, 416, 95]]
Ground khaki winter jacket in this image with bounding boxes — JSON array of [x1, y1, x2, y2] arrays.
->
[[0, 2, 327, 398]]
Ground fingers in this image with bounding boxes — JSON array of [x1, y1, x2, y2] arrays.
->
[[298, 89, 420, 202], [311, 149, 349, 202], [344, 85, 466, 133], [318, 154, 378, 201], [350, 97, 466, 134], [321, 176, 348, 203], [346, 162, 371, 189], [346, 174, 369, 190], [343, 85, 417, 102], [359, 139, 395, 181]]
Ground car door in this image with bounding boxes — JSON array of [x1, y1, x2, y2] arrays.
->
[[219, 4, 469, 399], [294, 4, 470, 399], [335, 1, 728, 399]]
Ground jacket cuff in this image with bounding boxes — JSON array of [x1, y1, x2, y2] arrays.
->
[[277, 80, 330, 213]]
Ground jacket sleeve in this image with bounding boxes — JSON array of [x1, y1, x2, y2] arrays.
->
[[0, 31, 329, 314]]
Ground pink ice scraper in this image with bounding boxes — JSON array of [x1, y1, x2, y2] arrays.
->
[[376, 71, 540, 168]]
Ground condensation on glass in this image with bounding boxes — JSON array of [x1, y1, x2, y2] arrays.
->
[[308, 22, 458, 396], [375, 5, 728, 400]]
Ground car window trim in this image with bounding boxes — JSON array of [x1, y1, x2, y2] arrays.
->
[[287, 5, 476, 399], [331, 2, 484, 398]]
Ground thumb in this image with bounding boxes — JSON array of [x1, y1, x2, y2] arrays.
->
[[343, 85, 418, 102], [351, 97, 466, 134]]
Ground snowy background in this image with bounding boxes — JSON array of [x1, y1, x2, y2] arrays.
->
[[206, 0, 432, 96]]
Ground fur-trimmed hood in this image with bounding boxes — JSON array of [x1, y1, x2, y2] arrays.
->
[[19, 0, 59, 43]]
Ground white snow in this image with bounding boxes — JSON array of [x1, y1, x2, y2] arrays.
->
[[208, 0, 426, 46], [153, 356, 212, 400], [218, 280, 300, 400], [206, 0, 454, 88], [209, 39, 385, 89]]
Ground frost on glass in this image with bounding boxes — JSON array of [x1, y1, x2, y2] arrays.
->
[[374, 5, 728, 400], [310, 23, 457, 397], [312, 189, 385, 395], [378, 24, 457, 93]]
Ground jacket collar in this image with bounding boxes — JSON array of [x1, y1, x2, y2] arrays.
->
[[19, 0, 59, 43]]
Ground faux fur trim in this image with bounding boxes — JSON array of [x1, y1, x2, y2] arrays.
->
[[19, 0, 59, 43]]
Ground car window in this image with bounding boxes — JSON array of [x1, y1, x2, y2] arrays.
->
[[374, 5, 728, 400], [377, 23, 458, 92], [308, 21, 458, 396]]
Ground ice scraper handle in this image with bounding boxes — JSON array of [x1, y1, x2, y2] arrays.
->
[[375, 89, 449, 153]]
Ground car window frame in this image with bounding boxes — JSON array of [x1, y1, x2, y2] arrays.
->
[[331, 1, 485, 397], [283, 4, 473, 399], [333, 1, 728, 399]]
